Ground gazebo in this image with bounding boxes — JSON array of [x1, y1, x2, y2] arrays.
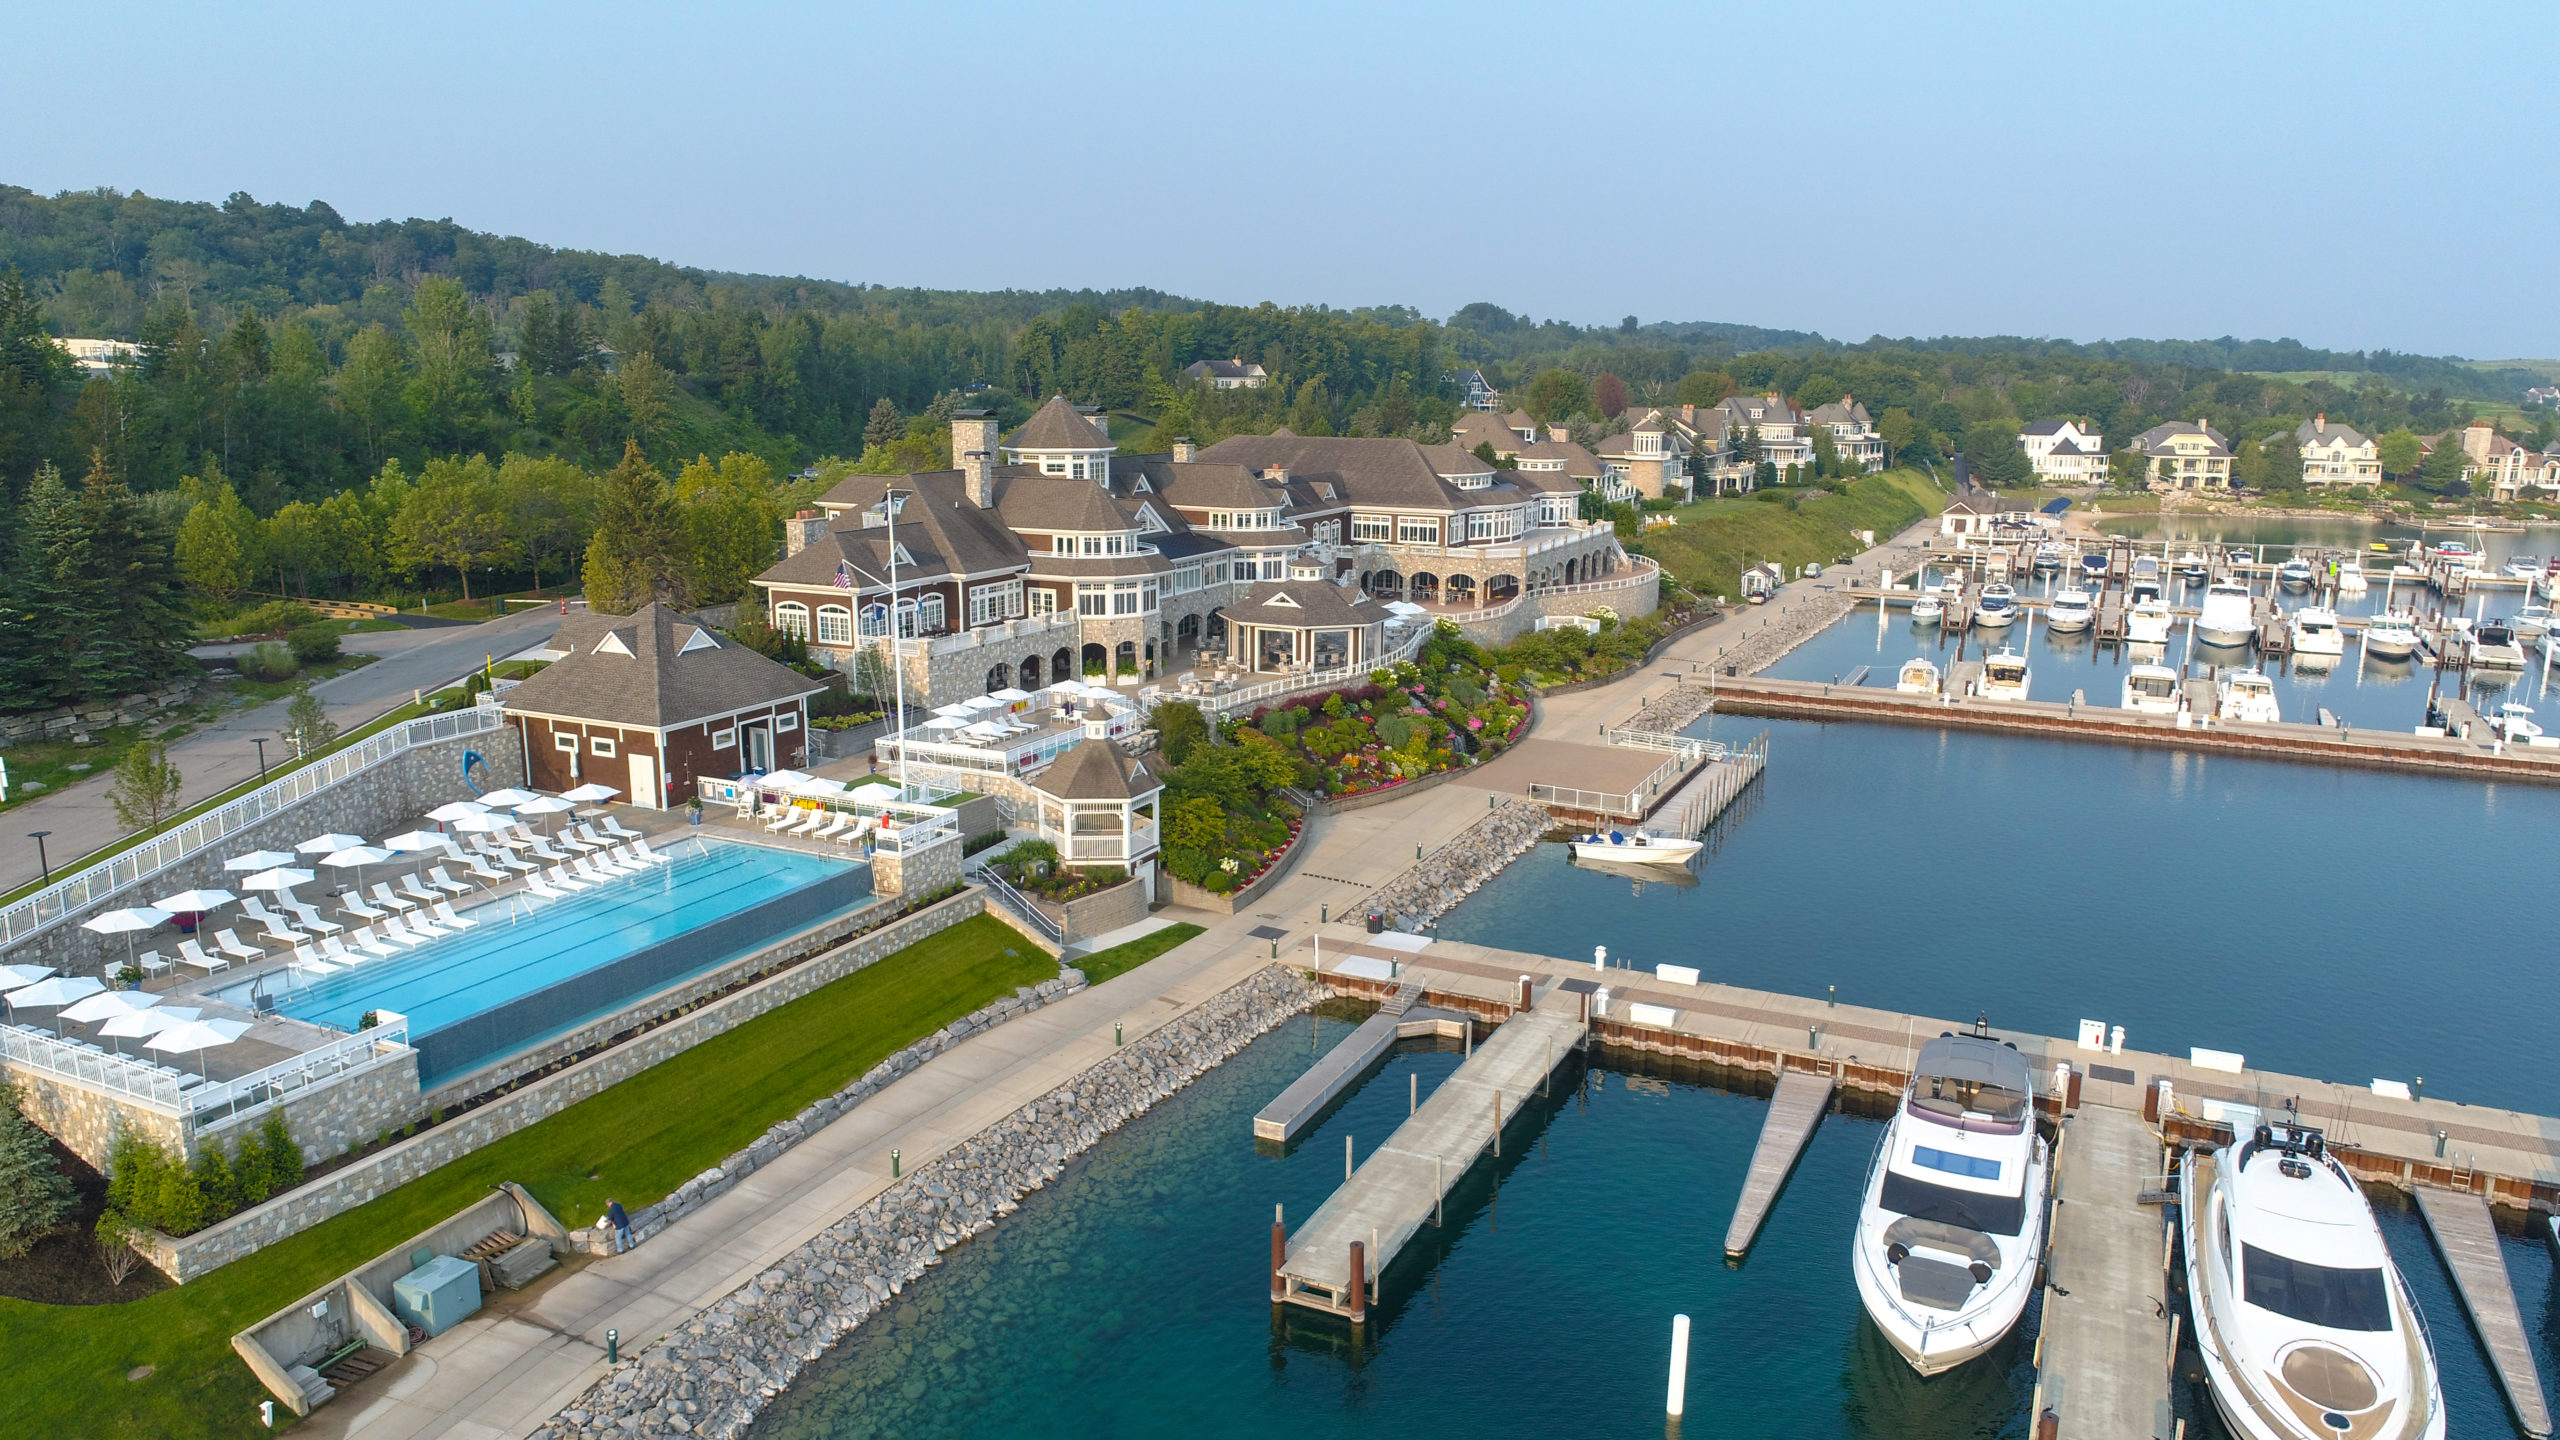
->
[[1214, 571, 1388, 676], [1026, 739, 1164, 900]]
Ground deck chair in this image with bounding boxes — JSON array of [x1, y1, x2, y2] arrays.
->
[[381, 912, 440, 944], [397, 873, 441, 905], [136, 950, 172, 979], [627, 836, 668, 864], [472, 836, 536, 873], [582, 845, 632, 876], [213, 928, 268, 961], [555, 826, 601, 852], [430, 900, 476, 930], [807, 812, 850, 844], [596, 814, 642, 840], [339, 889, 387, 921], [525, 872, 570, 900], [319, 936, 364, 966], [568, 856, 612, 886], [369, 918, 425, 949], [544, 864, 591, 892], [426, 866, 474, 895], [457, 852, 509, 884], [290, 943, 341, 975], [368, 882, 416, 914], [273, 891, 342, 934], [176, 938, 228, 974], [346, 927, 398, 958], [526, 834, 570, 861]]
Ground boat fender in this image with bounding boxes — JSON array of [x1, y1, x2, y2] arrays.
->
[[1886, 1242, 1909, 1266], [1967, 1261, 1993, 1285]]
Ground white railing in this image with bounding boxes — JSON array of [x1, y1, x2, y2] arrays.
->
[[190, 1015, 412, 1129], [1, 708, 505, 948], [1193, 624, 1432, 719], [1601, 724, 1726, 761], [1370, 524, 1611, 564], [1531, 557, 1661, 600], [1, 1022, 187, 1110], [696, 778, 962, 854], [968, 861, 1063, 941], [1063, 824, 1155, 863]]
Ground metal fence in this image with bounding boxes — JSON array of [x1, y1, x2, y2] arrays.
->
[[188, 1015, 414, 1130], [1, 1022, 187, 1111], [1193, 624, 1431, 719], [968, 861, 1063, 941], [0, 707, 505, 948]]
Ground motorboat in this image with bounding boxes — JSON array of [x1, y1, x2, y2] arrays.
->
[[2198, 581, 2257, 646], [2121, 663, 2181, 715], [2363, 611, 2419, 660], [2430, 538, 2472, 561], [2079, 551, 2110, 580], [2219, 669, 2281, 723], [2288, 606, 2344, 657], [1910, 594, 1944, 624], [2119, 597, 2170, 644], [1850, 1031, 2050, 1376], [2032, 542, 2065, 574], [2044, 586, 2094, 633], [2334, 560, 2367, 594], [2495, 702, 2542, 742], [2471, 619, 2525, 669], [2512, 604, 2553, 641], [2175, 551, 2210, 582], [2228, 547, 2256, 568], [2130, 556, 2165, 604], [2506, 557, 2545, 580], [2180, 1121, 2443, 1440], [1566, 828, 1703, 865], [1975, 648, 2030, 701], [1974, 582, 2018, 628], [1896, 657, 1943, 695], [2275, 557, 2315, 588]]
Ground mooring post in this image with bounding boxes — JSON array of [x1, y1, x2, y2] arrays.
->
[[1434, 1155, 1444, 1226], [1666, 1314, 1690, 1417], [1270, 1203, 1286, 1303], [1409, 1071, 1417, 1116], [1516, 974, 1532, 1010], [1345, 1133, 1354, 1180], [1347, 1241, 1367, 1323], [1493, 1090, 1503, 1157]]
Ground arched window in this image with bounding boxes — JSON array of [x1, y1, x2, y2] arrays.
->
[[816, 606, 854, 645], [858, 603, 889, 638], [918, 595, 946, 633], [773, 602, 810, 639]]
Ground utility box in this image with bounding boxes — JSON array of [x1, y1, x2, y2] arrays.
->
[[391, 1255, 482, 1338]]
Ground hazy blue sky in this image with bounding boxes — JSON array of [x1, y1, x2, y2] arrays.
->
[[8, 2, 2553, 357]]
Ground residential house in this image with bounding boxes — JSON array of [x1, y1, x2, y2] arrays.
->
[[59, 338, 140, 377], [1655, 404, 1749, 494], [1452, 412, 1613, 499], [1595, 411, 1692, 500], [1455, 369, 1502, 410], [2293, 414, 2381, 488], [1804, 395, 1888, 472], [500, 603, 825, 807], [1713, 393, 1813, 481], [1939, 501, 1992, 539], [2017, 420, 2108, 486], [2125, 419, 2233, 490], [2525, 385, 2560, 408], [1183, 357, 1268, 390], [2452, 420, 2556, 500]]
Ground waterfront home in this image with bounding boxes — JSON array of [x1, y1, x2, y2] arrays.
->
[[2445, 419, 2557, 500], [1182, 357, 1268, 389], [1595, 411, 1693, 499], [1804, 395, 1888, 472], [2294, 413, 2382, 488], [2125, 419, 2234, 490], [2017, 420, 2107, 486], [501, 602, 826, 806], [1710, 393, 1814, 480]]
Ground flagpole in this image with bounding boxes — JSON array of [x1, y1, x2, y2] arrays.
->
[[885, 485, 912, 803]]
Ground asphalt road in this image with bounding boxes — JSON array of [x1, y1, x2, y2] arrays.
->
[[0, 607, 566, 896]]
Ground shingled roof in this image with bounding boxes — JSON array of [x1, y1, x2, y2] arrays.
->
[[1217, 579, 1384, 630], [1007, 395, 1112, 452], [502, 603, 823, 730], [1030, 738, 1158, 800], [1193, 433, 1473, 512]]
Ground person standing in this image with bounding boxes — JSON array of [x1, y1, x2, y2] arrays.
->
[[606, 1198, 632, 1253]]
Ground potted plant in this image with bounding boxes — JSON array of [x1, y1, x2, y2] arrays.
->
[[687, 796, 704, 826]]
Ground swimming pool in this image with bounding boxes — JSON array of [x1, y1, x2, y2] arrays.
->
[[226, 836, 872, 1083]]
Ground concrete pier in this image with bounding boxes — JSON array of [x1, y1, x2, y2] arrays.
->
[[1723, 1069, 1832, 1261], [2034, 1105, 2173, 1440], [1252, 998, 1406, 1144]]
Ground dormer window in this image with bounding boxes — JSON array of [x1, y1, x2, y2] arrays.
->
[[593, 631, 634, 657]]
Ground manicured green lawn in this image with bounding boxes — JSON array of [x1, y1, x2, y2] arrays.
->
[[0, 912, 1051, 1439], [1076, 922, 1204, 985]]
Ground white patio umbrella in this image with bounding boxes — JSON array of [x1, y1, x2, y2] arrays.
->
[[794, 777, 850, 796], [240, 867, 316, 893], [82, 906, 173, 969], [755, 769, 813, 789], [988, 687, 1033, 703], [447, 812, 514, 834], [513, 795, 573, 816], [6, 975, 105, 1021], [59, 989, 156, 1025], [424, 800, 491, 823], [960, 694, 1007, 711], [921, 716, 970, 732], [929, 704, 976, 718], [145, 1017, 253, 1076], [960, 722, 1008, 740], [379, 830, 450, 853], [224, 850, 300, 873], [0, 964, 57, 988], [151, 888, 238, 919], [320, 845, 395, 892], [474, 788, 541, 808], [99, 1003, 196, 1055], [297, 833, 368, 856], [561, 782, 621, 803]]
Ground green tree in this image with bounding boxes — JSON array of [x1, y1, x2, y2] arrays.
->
[[676, 452, 780, 604], [1877, 407, 1916, 464], [284, 682, 337, 757], [392, 455, 515, 602], [862, 396, 903, 450], [260, 500, 329, 595], [1673, 371, 1732, 407], [0, 1079, 77, 1260], [2416, 435, 2469, 493], [1166, 797, 1227, 852], [1960, 419, 2031, 488], [2232, 438, 2270, 491], [402, 276, 492, 451], [2109, 447, 2150, 490], [176, 490, 255, 610], [1148, 700, 1211, 764], [73, 452, 193, 701], [1288, 377, 1333, 436], [1525, 368, 1591, 423], [618, 348, 676, 450], [109, 739, 184, 832], [0, 268, 75, 483], [2378, 428, 2424, 479], [500, 453, 595, 593], [583, 442, 690, 612], [335, 323, 408, 468]]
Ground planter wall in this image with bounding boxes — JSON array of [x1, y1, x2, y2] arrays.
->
[[1164, 816, 1307, 913]]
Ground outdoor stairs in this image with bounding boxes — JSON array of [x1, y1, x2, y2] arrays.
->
[[1382, 979, 1424, 1018]]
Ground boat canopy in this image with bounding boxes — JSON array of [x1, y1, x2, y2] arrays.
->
[[1910, 1034, 2032, 1124]]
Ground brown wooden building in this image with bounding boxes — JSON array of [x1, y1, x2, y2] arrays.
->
[[501, 603, 826, 808]]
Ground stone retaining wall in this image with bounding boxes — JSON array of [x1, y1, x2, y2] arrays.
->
[[0, 679, 201, 746], [528, 964, 1319, 1440], [1032, 875, 1148, 943], [1361, 798, 1552, 931]]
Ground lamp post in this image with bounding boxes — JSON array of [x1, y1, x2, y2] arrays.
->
[[251, 737, 269, 779], [29, 830, 52, 885]]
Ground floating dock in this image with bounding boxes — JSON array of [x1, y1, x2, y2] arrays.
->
[[1722, 1069, 1832, 1260], [2414, 1187, 2553, 1437], [1252, 983, 1416, 1143], [2033, 1105, 2173, 1440]]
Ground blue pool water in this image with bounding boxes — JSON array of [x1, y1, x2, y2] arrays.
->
[[255, 837, 867, 1079]]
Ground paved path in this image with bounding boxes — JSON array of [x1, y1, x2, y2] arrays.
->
[[0, 608, 563, 895]]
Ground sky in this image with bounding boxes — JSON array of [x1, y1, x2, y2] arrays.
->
[[6, 1, 2554, 358]]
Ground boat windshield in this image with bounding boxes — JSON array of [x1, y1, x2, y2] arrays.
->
[[1907, 1076, 2027, 1128], [1879, 1171, 2026, 1236], [2131, 674, 2177, 697], [2240, 1244, 2392, 1332]]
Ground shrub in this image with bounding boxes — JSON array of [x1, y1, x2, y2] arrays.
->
[[0, 1079, 76, 1260], [237, 642, 298, 682], [232, 599, 320, 636], [285, 624, 342, 664]]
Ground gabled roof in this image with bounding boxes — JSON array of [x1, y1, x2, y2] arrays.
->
[[1450, 410, 1523, 456], [1121, 457, 1289, 512], [2018, 419, 2072, 437], [2296, 414, 2373, 449], [1194, 433, 1475, 513], [1183, 358, 1267, 381], [1217, 579, 1383, 630], [502, 603, 823, 730], [2130, 420, 2230, 453], [1515, 438, 1601, 476], [1007, 395, 1112, 452], [995, 473, 1144, 534], [787, 471, 1031, 583], [1031, 738, 1159, 801], [1806, 398, 1874, 428]]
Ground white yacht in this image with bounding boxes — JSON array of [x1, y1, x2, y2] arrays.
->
[[2471, 620, 2526, 669], [1896, 657, 1943, 695], [2219, 669, 2282, 723], [2044, 586, 2093, 633], [2335, 560, 2368, 594], [1974, 582, 2019, 628], [1975, 648, 2031, 701], [2512, 604, 2552, 641], [2130, 556, 2165, 604], [2363, 611, 2419, 660], [2495, 702, 2542, 742], [2275, 557, 2316, 589], [2126, 597, 2175, 644], [2181, 1122, 2444, 1440], [2289, 606, 2344, 658], [2198, 581, 2257, 646], [1910, 594, 1944, 624], [1851, 1032, 2049, 1376], [2032, 542, 2066, 574], [2121, 663, 2181, 715], [1566, 828, 1702, 865]]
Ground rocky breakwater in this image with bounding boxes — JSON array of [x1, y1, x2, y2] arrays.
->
[[530, 963, 1320, 1440], [1718, 586, 1858, 676], [1362, 798, 1550, 932]]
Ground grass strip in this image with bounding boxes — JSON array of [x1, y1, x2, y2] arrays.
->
[[0, 912, 1051, 1439], [1076, 922, 1204, 986]]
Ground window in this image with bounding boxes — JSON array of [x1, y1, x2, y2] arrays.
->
[[918, 594, 946, 632], [971, 579, 1024, 626], [1043, 460, 1067, 475], [1174, 564, 1200, 594], [858, 603, 888, 638], [775, 712, 800, 733], [554, 732, 580, 752], [1397, 517, 1440, 545], [711, 727, 737, 750], [2240, 1245, 2391, 1331], [773, 601, 810, 638], [591, 736, 618, 758], [1028, 587, 1057, 616], [1877, 1170, 2026, 1236], [1111, 582, 1140, 616], [1311, 520, 1341, 543], [1141, 580, 1159, 612], [817, 605, 854, 644], [1351, 515, 1393, 542], [1911, 1146, 2001, 1182], [1052, 535, 1074, 554], [1258, 555, 1285, 580], [1078, 585, 1108, 617]]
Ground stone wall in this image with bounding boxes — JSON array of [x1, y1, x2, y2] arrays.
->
[[4, 1064, 187, 1171], [197, 1046, 422, 1167], [527, 964, 1320, 1440], [1445, 561, 1663, 649], [1361, 798, 1551, 931], [135, 889, 988, 1282], [8, 726, 525, 978], [868, 828, 961, 901], [1033, 875, 1147, 943], [0, 679, 201, 746]]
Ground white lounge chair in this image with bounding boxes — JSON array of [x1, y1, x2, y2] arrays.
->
[[581, 845, 631, 876], [430, 900, 476, 930], [555, 827, 601, 852], [525, 872, 570, 900], [566, 857, 609, 886], [381, 913, 440, 944], [630, 837, 672, 865], [177, 939, 228, 974], [214, 928, 268, 961], [370, 919, 425, 949], [457, 853, 508, 884], [340, 889, 387, 921], [273, 891, 342, 934], [527, 835, 571, 861], [369, 882, 417, 914], [399, 874, 443, 906], [596, 815, 642, 840], [471, 837, 536, 873], [290, 943, 341, 974], [807, 812, 850, 844], [545, 864, 591, 892], [320, 936, 364, 966], [426, 866, 474, 895], [347, 927, 398, 958]]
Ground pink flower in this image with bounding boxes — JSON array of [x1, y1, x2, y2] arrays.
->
[[1466, 717, 1483, 729]]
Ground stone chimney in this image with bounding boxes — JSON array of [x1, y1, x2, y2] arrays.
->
[[962, 450, 996, 508], [1171, 436, 1196, 464], [1680, 403, 1697, 424], [1264, 466, 1289, 487], [1547, 423, 1570, 444], [2314, 412, 2327, 435], [784, 510, 829, 556], [951, 409, 998, 469]]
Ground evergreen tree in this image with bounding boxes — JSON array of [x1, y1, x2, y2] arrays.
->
[[74, 452, 194, 698], [10, 463, 101, 710], [582, 441, 690, 613], [0, 1079, 77, 1261]]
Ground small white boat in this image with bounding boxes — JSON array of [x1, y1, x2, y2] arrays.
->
[[2334, 560, 2368, 594], [2175, 551, 2211, 582], [1910, 595, 1944, 624], [2226, 547, 2255, 568], [2275, 558, 2315, 588], [1567, 828, 1703, 865], [2044, 586, 2094, 633], [1975, 648, 2030, 701], [2126, 597, 2174, 644], [2121, 663, 2181, 715], [1974, 582, 2018, 629], [1851, 1031, 2049, 1376], [2181, 1121, 2444, 1440], [2198, 581, 2256, 647], [2471, 620, 2525, 669], [1896, 657, 1942, 695], [2495, 702, 2542, 741], [2363, 611, 2419, 660], [2506, 556, 2544, 580], [2032, 542, 2065, 573], [2512, 604, 2552, 641], [2078, 551, 2110, 580], [2289, 606, 2344, 657], [2219, 669, 2281, 723]]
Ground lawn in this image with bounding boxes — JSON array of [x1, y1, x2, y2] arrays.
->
[[1076, 922, 1204, 985], [0, 912, 1050, 1439], [1632, 467, 1946, 601], [0, 723, 160, 814]]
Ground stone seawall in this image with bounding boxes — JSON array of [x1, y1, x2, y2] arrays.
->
[[528, 964, 1321, 1440], [1360, 799, 1551, 931]]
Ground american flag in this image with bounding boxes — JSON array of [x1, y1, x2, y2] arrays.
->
[[833, 562, 852, 589]]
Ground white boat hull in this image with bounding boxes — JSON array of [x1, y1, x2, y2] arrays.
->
[[2198, 624, 2254, 647], [2292, 631, 2344, 657], [1973, 608, 2015, 628], [2127, 614, 2173, 643], [2045, 610, 2091, 633], [1567, 837, 1701, 865], [1852, 1140, 2049, 1377], [2474, 643, 2526, 669], [2365, 630, 2418, 660]]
